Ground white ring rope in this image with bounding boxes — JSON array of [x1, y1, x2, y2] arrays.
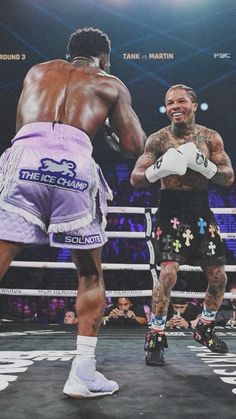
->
[[108, 206, 236, 215], [0, 288, 235, 299], [1, 261, 235, 299], [9, 261, 236, 272], [1, 206, 235, 300], [106, 206, 236, 238], [106, 232, 236, 239]]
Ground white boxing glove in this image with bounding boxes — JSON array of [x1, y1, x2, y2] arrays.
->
[[177, 142, 217, 180], [145, 147, 187, 183]]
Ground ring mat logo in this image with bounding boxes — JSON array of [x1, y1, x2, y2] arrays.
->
[[188, 345, 236, 395], [0, 350, 75, 391]]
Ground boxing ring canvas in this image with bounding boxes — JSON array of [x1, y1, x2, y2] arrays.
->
[[0, 324, 235, 419]]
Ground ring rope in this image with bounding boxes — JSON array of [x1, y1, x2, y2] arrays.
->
[[106, 231, 236, 239], [4, 261, 236, 298], [2, 206, 235, 301], [0, 288, 235, 299], [107, 206, 236, 215], [9, 261, 236, 272]]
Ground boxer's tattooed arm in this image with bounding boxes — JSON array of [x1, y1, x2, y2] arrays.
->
[[190, 129, 234, 186], [145, 133, 167, 159], [130, 132, 167, 188], [209, 131, 234, 186], [211, 151, 234, 185]]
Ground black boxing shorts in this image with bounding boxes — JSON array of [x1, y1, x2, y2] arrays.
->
[[153, 189, 226, 267]]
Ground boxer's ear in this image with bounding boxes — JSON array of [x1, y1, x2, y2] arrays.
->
[[100, 54, 110, 73], [193, 102, 198, 112]]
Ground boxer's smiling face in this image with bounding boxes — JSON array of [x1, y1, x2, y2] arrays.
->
[[165, 88, 198, 126]]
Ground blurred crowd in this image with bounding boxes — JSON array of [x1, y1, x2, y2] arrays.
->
[[1, 285, 235, 328]]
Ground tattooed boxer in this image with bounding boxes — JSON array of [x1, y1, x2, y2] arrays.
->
[[131, 84, 234, 365]]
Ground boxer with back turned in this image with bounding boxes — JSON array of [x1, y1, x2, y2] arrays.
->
[[0, 27, 146, 396]]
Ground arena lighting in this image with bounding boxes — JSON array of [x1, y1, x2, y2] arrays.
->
[[200, 102, 209, 111], [159, 105, 166, 113]]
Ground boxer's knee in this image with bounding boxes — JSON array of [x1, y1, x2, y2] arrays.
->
[[72, 248, 102, 278], [205, 265, 227, 289], [160, 262, 178, 289]]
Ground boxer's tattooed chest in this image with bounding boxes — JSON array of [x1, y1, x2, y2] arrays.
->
[[190, 134, 210, 156], [152, 127, 210, 156], [159, 130, 209, 191], [173, 132, 209, 147], [166, 131, 210, 156], [155, 134, 176, 155], [191, 134, 209, 146]]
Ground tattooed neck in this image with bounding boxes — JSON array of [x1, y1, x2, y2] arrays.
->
[[171, 121, 196, 138]]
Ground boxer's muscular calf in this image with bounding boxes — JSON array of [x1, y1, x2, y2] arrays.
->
[[202, 265, 227, 311], [152, 262, 179, 317], [72, 247, 105, 336]]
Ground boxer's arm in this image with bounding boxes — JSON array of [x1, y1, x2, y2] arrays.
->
[[16, 87, 25, 132], [109, 79, 146, 158], [16, 65, 37, 133], [209, 131, 234, 186], [130, 133, 162, 188], [178, 132, 234, 186], [130, 133, 187, 188]]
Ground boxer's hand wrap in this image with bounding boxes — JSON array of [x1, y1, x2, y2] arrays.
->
[[177, 142, 217, 180], [104, 120, 120, 153], [145, 147, 187, 183]]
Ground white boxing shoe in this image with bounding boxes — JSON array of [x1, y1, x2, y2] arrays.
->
[[63, 358, 119, 399]]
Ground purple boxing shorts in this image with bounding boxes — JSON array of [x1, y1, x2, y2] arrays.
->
[[0, 122, 113, 249]]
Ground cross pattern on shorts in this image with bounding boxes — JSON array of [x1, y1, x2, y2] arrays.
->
[[170, 217, 180, 229], [155, 226, 162, 240], [198, 217, 207, 234], [208, 224, 216, 238], [182, 229, 194, 247], [173, 239, 182, 253], [162, 234, 172, 251], [207, 241, 216, 255]]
